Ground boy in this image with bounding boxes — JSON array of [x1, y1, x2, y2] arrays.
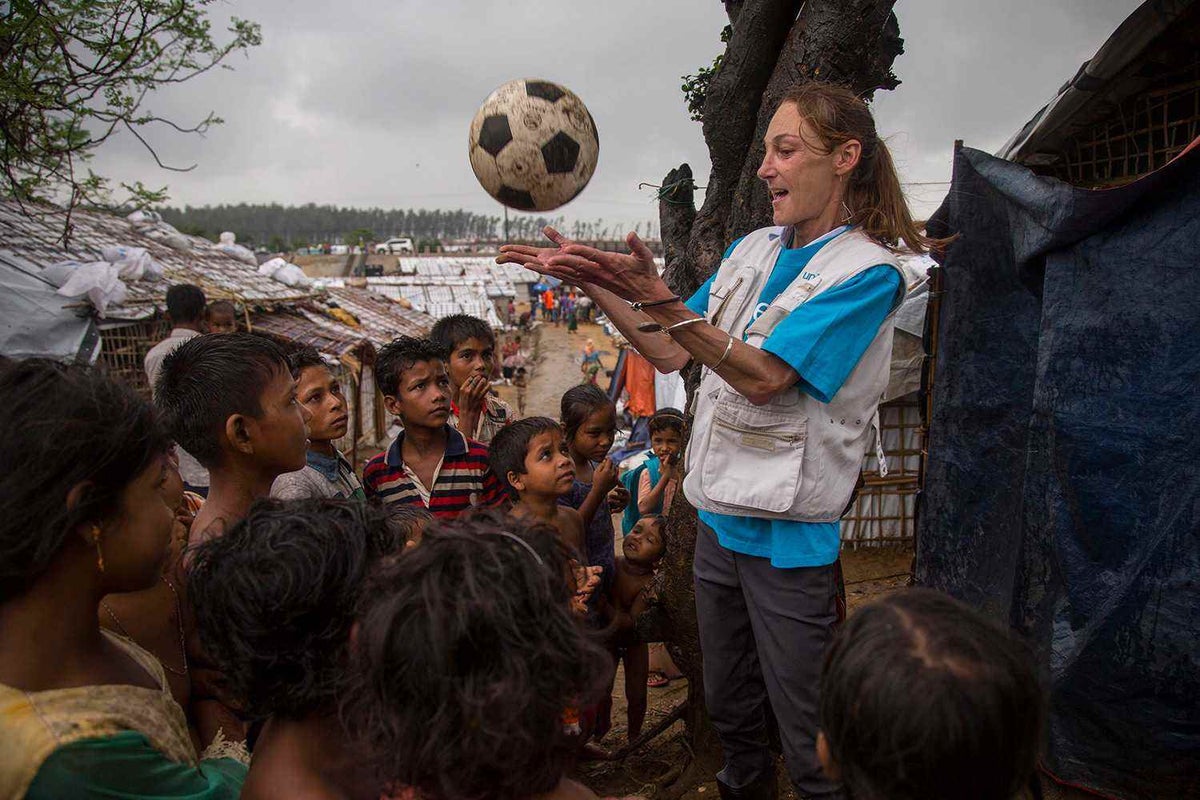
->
[[610, 514, 666, 740], [144, 282, 210, 494], [513, 366, 529, 417], [271, 346, 365, 501], [205, 299, 239, 334], [621, 408, 686, 534], [363, 336, 505, 519], [430, 313, 514, 444], [489, 417, 586, 561], [155, 332, 310, 545], [155, 331, 311, 747]]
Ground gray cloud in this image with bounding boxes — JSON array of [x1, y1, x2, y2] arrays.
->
[[89, 0, 1144, 228]]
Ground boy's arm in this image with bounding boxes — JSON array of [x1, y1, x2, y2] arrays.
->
[[561, 507, 587, 557]]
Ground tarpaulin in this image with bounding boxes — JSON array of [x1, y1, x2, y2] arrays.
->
[[917, 142, 1200, 799]]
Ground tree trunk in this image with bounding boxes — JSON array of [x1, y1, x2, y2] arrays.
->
[[641, 0, 905, 780]]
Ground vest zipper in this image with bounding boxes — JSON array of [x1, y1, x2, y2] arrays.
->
[[710, 275, 745, 329], [713, 416, 803, 443]]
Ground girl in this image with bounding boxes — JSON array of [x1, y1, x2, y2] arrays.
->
[[557, 384, 628, 595], [579, 339, 603, 385], [0, 359, 246, 799], [345, 512, 612, 800]]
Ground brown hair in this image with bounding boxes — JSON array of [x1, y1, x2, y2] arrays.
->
[[780, 83, 943, 254]]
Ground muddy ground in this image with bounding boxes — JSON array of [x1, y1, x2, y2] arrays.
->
[[492, 315, 918, 799]]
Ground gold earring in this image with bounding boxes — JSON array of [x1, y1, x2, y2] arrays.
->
[[92, 525, 105, 573], [841, 200, 854, 223]]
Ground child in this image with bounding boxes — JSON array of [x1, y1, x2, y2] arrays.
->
[[430, 313, 514, 444], [187, 499, 420, 799], [363, 336, 505, 519], [155, 332, 310, 747], [621, 407, 686, 535], [610, 514, 667, 741], [558, 384, 629, 593], [513, 366, 529, 417], [818, 589, 1044, 800], [489, 417, 586, 559], [0, 360, 246, 797], [155, 332, 311, 546], [206, 299, 238, 334], [345, 513, 612, 800], [271, 346, 365, 501]]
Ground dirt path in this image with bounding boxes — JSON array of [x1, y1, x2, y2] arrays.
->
[[492, 317, 611, 419]]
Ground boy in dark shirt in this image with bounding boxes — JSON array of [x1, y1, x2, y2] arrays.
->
[[363, 336, 505, 519]]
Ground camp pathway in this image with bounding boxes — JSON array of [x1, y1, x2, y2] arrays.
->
[[495, 318, 610, 420]]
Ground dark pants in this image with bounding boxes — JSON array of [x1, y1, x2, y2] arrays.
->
[[693, 520, 840, 798]]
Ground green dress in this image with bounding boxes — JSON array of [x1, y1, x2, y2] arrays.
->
[[1, 630, 247, 799]]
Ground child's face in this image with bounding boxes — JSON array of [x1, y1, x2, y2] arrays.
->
[[99, 452, 177, 591], [241, 367, 311, 475], [447, 336, 496, 388], [383, 359, 452, 430], [651, 428, 683, 462], [206, 309, 237, 334], [511, 428, 576, 498], [297, 365, 348, 444], [571, 405, 616, 463], [623, 516, 665, 566]]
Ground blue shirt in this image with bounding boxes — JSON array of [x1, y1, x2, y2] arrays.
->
[[684, 227, 902, 568]]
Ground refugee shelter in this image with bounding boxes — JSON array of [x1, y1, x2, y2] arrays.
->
[[917, 1, 1200, 796], [0, 199, 436, 462]]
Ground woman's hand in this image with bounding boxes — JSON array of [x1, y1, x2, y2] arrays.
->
[[499, 227, 672, 303]]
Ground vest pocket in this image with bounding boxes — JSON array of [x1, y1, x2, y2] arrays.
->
[[700, 393, 807, 513]]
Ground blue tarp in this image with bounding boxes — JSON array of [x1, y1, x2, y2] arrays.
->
[[917, 142, 1200, 799]]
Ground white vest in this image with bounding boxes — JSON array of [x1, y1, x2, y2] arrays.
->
[[682, 227, 905, 522]]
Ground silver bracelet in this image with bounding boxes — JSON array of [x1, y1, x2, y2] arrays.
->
[[710, 334, 735, 370]]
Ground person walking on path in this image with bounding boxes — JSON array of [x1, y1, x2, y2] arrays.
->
[[500, 83, 940, 800]]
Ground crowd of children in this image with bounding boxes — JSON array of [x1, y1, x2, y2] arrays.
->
[[0, 293, 1047, 800]]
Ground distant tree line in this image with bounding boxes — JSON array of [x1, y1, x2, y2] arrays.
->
[[156, 202, 658, 250]]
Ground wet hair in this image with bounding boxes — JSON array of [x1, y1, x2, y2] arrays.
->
[[154, 332, 291, 468], [165, 283, 207, 324], [429, 313, 494, 353], [187, 498, 418, 721], [779, 83, 950, 255], [375, 336, 447, 398], [286, 344, 327, 377], [649, 407, 686, 436], [559, 383, 613, 441], [206, 299, 236, 317], [820, 588, 1043, 800], [345, 510, 610, 800], [488, 416, 562, 499], [0, 360, 169, 601]]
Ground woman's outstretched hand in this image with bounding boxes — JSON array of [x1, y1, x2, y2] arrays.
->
[[498, 226, 671, 303]]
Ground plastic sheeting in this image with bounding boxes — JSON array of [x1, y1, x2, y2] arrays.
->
[[917, 142, 1200, 799], [0, 252, 99, 362]]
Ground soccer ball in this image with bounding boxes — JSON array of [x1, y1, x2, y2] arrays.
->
[[468, 78, 599, 212]]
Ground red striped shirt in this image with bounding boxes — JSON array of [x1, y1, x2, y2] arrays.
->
[[363, 425, 505, 519]]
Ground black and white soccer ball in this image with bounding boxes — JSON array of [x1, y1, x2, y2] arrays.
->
[[468, 78, 599, 212]]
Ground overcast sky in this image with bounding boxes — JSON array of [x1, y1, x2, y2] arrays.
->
[[89, 0, 1144, 231]]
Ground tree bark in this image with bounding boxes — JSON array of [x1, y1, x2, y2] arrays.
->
[[642, 0, 904, 777]]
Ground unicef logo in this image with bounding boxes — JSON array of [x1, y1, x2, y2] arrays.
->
[[749, 302, 770, 323]]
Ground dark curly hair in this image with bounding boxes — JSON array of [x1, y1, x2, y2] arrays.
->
[[649, 407, 686, 436], [186, 498, 419, 721], [345, 510, 611, 800], [0, 359, 169, 602], [487, 416, 562, 500], [560, 383, 612, 441], [375, 336, 448, 397], [154, 332, 291, 468], [820, 588, 1044, 800]]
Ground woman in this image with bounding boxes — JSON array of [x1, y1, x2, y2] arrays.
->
[[0, 360, 245, 798], [500, 83, 937, 800]]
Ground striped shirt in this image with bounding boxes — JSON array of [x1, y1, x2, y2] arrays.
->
[[363, 425, 505, 519]]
